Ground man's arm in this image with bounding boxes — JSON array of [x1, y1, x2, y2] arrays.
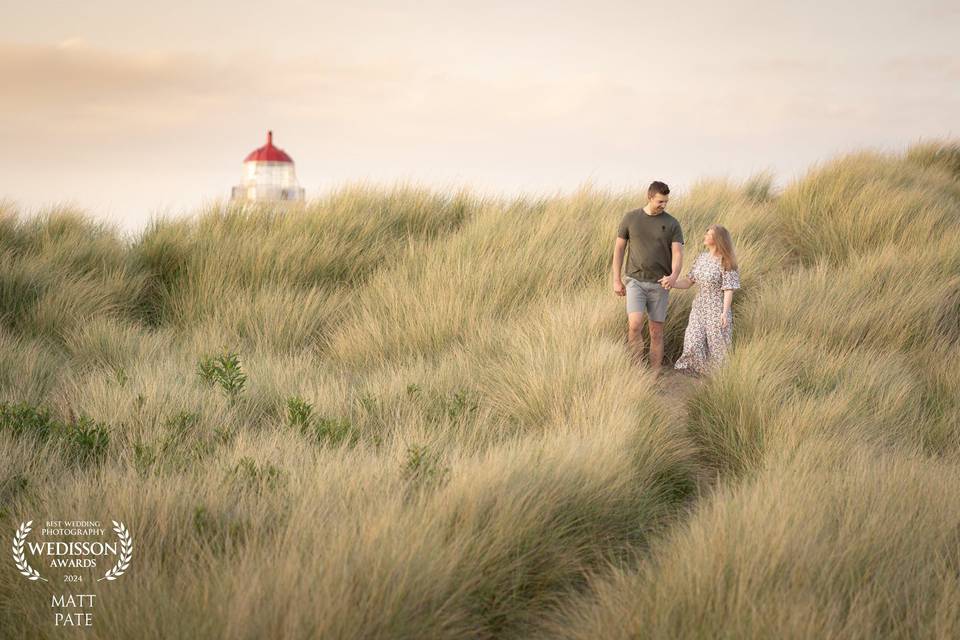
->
[[661, 241, 683, 288], [611, 237, 627, 295], [662, 218, 685, 288]]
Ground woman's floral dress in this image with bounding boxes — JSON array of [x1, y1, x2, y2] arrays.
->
[[674, 251, 741, 374]]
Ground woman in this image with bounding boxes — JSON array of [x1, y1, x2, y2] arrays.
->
[[663, 224, 740, 375]]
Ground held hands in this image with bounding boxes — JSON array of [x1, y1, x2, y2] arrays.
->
[[658, 274, 678, 290]]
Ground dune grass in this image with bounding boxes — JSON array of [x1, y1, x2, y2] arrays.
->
[[1, 140, 959, 638]]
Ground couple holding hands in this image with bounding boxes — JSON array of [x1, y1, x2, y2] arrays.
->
[[611, 181, 741, 377]]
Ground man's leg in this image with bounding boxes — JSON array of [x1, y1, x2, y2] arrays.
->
[[645, 281, 669, 376], [647, 318, 665, 374], [627, 312, 646, 365], [624, 277, 648, 366]]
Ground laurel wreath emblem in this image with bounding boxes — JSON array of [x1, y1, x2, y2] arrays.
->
[[98, 520, 133, 581], [11, 520, 48, 582]]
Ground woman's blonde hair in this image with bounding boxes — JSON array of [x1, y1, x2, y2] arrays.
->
[[708, 224, 738, 271]]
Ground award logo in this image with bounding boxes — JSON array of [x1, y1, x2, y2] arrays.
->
[[10, 519, 133, 628]]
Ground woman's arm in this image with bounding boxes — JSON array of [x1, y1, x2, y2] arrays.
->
[[720, 289, 734, 329], [663, 253, 700, 290], [721, 270, 740, 316]]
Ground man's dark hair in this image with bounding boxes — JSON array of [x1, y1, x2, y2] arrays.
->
[[647, 181, 670, 199]]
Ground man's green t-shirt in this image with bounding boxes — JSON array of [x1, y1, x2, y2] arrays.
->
[[617, 208, 684, 283]]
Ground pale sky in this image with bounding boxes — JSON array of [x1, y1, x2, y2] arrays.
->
[[2, 0, 958, 235]]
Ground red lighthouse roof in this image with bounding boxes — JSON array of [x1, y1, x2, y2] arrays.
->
[[244, 130, 294, 163]]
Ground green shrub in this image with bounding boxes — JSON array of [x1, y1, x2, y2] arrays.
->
[[313, 416, 359, 447], [63, 415, 110, 465], [0, 401, 58, 440], [132, 441, 156, 476], [402, 444, 451, 494], [1, 401, 109, 466], [197, 352, 247, 402], [285, 395, 359, 448], [285, 395, 313, 430], [229, 456, 285, 493]]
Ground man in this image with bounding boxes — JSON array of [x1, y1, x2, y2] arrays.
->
[[610, 181, 684, 375]]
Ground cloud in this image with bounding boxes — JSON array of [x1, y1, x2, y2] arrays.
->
[[1, 38, 956, 167], [0, 40, 240, 103], [883, 55, 960, 82], [0, 41, 433, 139], [7, 42, 616, 148], [0, 41, 246, 141]]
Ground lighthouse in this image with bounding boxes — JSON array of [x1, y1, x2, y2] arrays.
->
[[230, 130, 305, 202]]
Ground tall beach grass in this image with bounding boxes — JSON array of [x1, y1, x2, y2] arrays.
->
[[1, 140, 959, 638]]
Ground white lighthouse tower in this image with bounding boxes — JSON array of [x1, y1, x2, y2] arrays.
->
[[230, 130, 305, 202]]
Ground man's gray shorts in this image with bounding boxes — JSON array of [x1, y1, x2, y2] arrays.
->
[[625, 276, 669, 322]]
